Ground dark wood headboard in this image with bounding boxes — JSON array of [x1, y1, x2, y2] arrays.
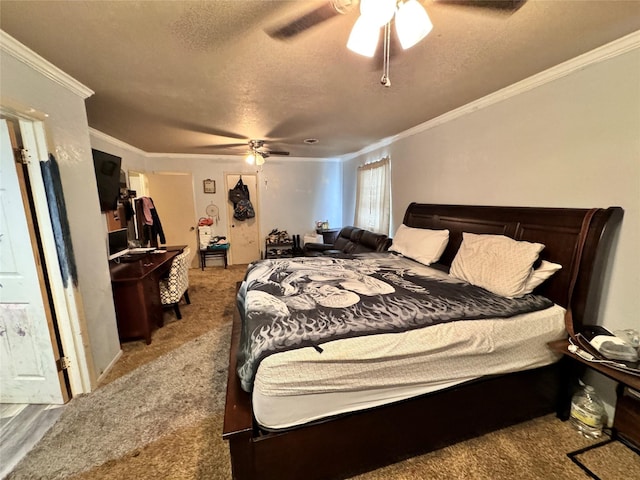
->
[[402, 203, 623, 333]]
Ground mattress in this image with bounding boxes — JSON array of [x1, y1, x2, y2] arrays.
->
[[253, 303, 566, 430]]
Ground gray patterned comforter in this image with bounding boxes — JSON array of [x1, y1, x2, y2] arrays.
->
[[236, 253, 553, 392]]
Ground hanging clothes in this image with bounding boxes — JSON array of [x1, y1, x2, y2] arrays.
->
[[40, 153, 78, 287], [123, 197, 135, 221], [135, 196, 166, 247], [141, 196, 154, 224]]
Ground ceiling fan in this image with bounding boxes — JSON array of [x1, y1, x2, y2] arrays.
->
[[267, 0, 527, 40], [267, 0, 526, 87], [206, 138, 290, 159], [244, 139, 290, 166]]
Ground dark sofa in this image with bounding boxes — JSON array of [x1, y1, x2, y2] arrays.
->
[[303, 226, 391, 256]]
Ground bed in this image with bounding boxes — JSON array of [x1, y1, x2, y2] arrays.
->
[[223, 203, 623, 480]]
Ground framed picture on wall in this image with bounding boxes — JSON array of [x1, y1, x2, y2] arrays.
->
[[203, 179, 216, 194]]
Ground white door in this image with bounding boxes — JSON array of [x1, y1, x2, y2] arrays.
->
[[146, 172, 198, 268], [226, 173, 260, 265], [0, 120, 65, 404]]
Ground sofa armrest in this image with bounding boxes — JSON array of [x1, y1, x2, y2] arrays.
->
[[303, 242, 334, 253], [353, 230, 391, 253]]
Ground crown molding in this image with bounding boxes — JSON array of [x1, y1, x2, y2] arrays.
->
[[90, 128, 338, 162], [144, 151, 338, 163], [89, 128, 147, 155], [0, 30, 94, 99], [342, 29, 640, 161]]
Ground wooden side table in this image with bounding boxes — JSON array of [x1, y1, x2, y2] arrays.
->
[[549, 338, 640, 475], [200, 244, 229, 270], [547, 339, 640, 438]]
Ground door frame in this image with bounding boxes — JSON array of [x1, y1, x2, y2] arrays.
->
[[2, 109, 94, 398]]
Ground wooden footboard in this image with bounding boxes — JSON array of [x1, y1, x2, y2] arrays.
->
[[222, 292, 254, 480]]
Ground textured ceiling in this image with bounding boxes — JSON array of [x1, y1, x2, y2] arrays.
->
[[1, 1, 639, 158]]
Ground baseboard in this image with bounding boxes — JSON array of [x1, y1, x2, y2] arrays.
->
[[95, 349, 123, 386]]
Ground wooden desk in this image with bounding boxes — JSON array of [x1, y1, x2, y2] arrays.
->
[[110, 249, 182, 344]]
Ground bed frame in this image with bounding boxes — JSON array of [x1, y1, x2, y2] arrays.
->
[[223, 203, 623, 480]]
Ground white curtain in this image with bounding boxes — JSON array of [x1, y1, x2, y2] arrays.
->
[[354, 156, 391, 235]]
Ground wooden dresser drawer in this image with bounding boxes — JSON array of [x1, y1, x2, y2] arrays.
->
[[614, 387, 640, 449]]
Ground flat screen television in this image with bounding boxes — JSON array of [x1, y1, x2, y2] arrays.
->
[[108, 228, 129, 260], [92, 149, 122, 211]]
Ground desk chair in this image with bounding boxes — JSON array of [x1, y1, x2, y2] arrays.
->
[[159, 247, 191, 319]]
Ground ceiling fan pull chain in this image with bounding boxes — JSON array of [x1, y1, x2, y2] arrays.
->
[[381, 22, 391, 88]]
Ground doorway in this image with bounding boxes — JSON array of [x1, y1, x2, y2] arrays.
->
[[0, 118, 69, 404], [128, 171, 199, 268], [225, 173, 260, 265]]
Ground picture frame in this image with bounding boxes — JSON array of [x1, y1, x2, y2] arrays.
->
[[203, 179, 216, 194]]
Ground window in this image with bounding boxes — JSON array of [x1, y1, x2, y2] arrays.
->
[[354, 156, 391, 235]]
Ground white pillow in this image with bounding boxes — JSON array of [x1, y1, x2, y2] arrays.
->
[[450, 233, 545, 298], [389, 224, 449, 266], [521, 260, 562, 295]]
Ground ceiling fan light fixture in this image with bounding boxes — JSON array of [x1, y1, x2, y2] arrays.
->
[[359, 0, 396, 28], [347, 15, 380, 57], [245, 152, 256, 165], [256, 153, 265, 166], [396, 0, 433, 50]]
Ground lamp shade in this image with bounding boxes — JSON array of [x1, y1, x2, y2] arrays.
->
[[256, 153, 265, 166], [347, 15, 380, 57], [360, 0, 396, 28], [245, 152, 256, 165], [396, 0, 433, 50]]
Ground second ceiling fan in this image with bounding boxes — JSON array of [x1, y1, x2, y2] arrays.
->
[[245, 139, 290, 166]]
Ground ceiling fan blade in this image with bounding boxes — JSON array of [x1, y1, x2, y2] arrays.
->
[[435, 0, 527, 13], [266, 0, 357, 39], [166, 120, 247, 140], [204, 143, 248, 149], [265, 150, 290, 156]]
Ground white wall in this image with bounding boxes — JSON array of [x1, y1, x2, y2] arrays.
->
[[0, 51, 121, 378], [90, 132, 344, 255], [345, 46, 639, 334]]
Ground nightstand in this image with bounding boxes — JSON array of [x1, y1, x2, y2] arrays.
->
[[547, 339, 640, 446]]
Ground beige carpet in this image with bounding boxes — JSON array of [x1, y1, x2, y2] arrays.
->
[[7, 266, 640, 480]]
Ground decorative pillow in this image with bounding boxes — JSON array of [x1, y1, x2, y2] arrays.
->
[[389, 224, 449, 266], [521, 260, 562, 295], [450, 233, 545, 298]]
